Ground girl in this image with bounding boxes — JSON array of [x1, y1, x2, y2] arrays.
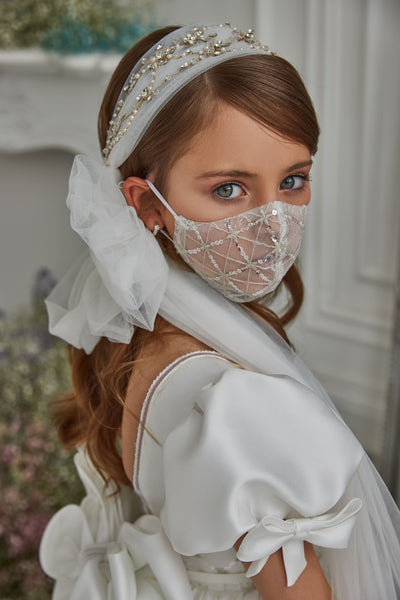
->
[[40, 23, 400, 599]]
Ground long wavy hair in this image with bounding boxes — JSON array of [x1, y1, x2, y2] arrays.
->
[[53, 25, 320, 488]]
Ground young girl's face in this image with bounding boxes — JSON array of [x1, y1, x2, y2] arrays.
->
[[157, 103, 312, 235]]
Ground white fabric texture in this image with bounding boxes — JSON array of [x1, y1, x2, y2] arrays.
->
[[40, 449, 259, 599], [161, 370, 362, 581], [45, 155, 169, 353], [157, 260, 400, 599], [40, 450, 193, 600], [40, 353, 364, 598], [132, 352, 363, 589]]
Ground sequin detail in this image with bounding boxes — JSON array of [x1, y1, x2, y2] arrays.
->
[[173, 202, 307, 302]]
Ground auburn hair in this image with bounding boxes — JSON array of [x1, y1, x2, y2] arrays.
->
[[53, 25, 320, 488]]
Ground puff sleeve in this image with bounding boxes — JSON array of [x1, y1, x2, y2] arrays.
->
[[159, 367, 363, 587]]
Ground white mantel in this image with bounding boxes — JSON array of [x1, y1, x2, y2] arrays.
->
[[0, 50, 120, 157]]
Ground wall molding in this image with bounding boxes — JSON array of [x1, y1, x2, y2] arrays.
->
[[0, 50, 119, 156], [256, 0, 400, 459]]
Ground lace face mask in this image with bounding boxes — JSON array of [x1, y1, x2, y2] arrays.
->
[[146, 181, 307, 302]]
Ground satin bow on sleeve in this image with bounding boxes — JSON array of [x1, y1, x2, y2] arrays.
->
[[39, 451, 193, 600], [237, 498, 362, 586]]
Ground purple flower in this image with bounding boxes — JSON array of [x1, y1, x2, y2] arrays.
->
[[9, 532, 26, 557], [9, 419, 22, 435], [28, 436, 46, 450], [4, 510, 50, 558], [31, 268, 57, 301], [17, 512, 49, 548], [1, 443, 18, 466]]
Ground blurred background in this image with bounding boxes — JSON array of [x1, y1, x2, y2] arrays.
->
[[0, 0, 399, 597]]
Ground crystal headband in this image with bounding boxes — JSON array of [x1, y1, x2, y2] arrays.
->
[[104, 23, 273, 169]]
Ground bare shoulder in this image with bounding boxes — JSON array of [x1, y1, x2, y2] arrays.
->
[[121, 324, 209, 482]]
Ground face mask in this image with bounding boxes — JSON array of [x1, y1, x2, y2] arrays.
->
[[146, 180, 307, 302]]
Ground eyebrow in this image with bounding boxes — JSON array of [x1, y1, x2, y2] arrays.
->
[[195, 160, 313, 180], [283, 160, 313, 174], [195, 169, 257, 179]]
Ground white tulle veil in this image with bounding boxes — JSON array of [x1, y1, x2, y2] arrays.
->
[[44, 23, 400, 599]]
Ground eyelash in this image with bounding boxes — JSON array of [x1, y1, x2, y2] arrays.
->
[[212, 182, 244, 202], [212, 173, 311, 201], [281, 173, 312, 192]]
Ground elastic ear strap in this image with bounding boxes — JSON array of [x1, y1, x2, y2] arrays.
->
[[146, 179, 179, 219]]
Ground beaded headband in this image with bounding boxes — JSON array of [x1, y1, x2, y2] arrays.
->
[[104, 23, 273, 169]]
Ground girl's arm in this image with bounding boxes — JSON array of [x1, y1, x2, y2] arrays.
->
[[237, 541, 331, 600]]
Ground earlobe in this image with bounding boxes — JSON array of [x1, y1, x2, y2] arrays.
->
[[122, 176, 166, 232]]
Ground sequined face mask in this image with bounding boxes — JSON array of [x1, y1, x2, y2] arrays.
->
[[146, 181, 307, 302]]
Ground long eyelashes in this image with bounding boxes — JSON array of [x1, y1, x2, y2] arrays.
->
[[212, 174, 311, 202], [213, 182, 245, 201], [280, 174, 311, 192]]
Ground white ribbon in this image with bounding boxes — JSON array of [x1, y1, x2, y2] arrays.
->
[[46, 154, 169, 354], [39, 451, 193, 600], [237, 498, 362, 586]]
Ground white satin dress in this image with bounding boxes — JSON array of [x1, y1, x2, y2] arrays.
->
[[40, 351, 364, 599]]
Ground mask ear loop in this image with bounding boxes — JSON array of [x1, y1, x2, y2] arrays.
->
[[145, 179, 177, 242], [146, 180, 179, 219]]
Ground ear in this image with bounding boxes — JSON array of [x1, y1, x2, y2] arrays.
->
[[122, 176, 166, 232]]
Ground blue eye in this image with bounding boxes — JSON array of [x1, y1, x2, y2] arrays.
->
[[214, 183, 243, 200], [280, 175, 308, 190]]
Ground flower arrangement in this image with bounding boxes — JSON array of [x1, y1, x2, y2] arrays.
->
[[0, 269, 83, 599], [0, 0, 155, 54]]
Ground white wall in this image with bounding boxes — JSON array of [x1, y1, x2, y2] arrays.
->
[[256, 0, 400, 476], [155, 0, 255, 28], [0, 150, 83, 310]]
